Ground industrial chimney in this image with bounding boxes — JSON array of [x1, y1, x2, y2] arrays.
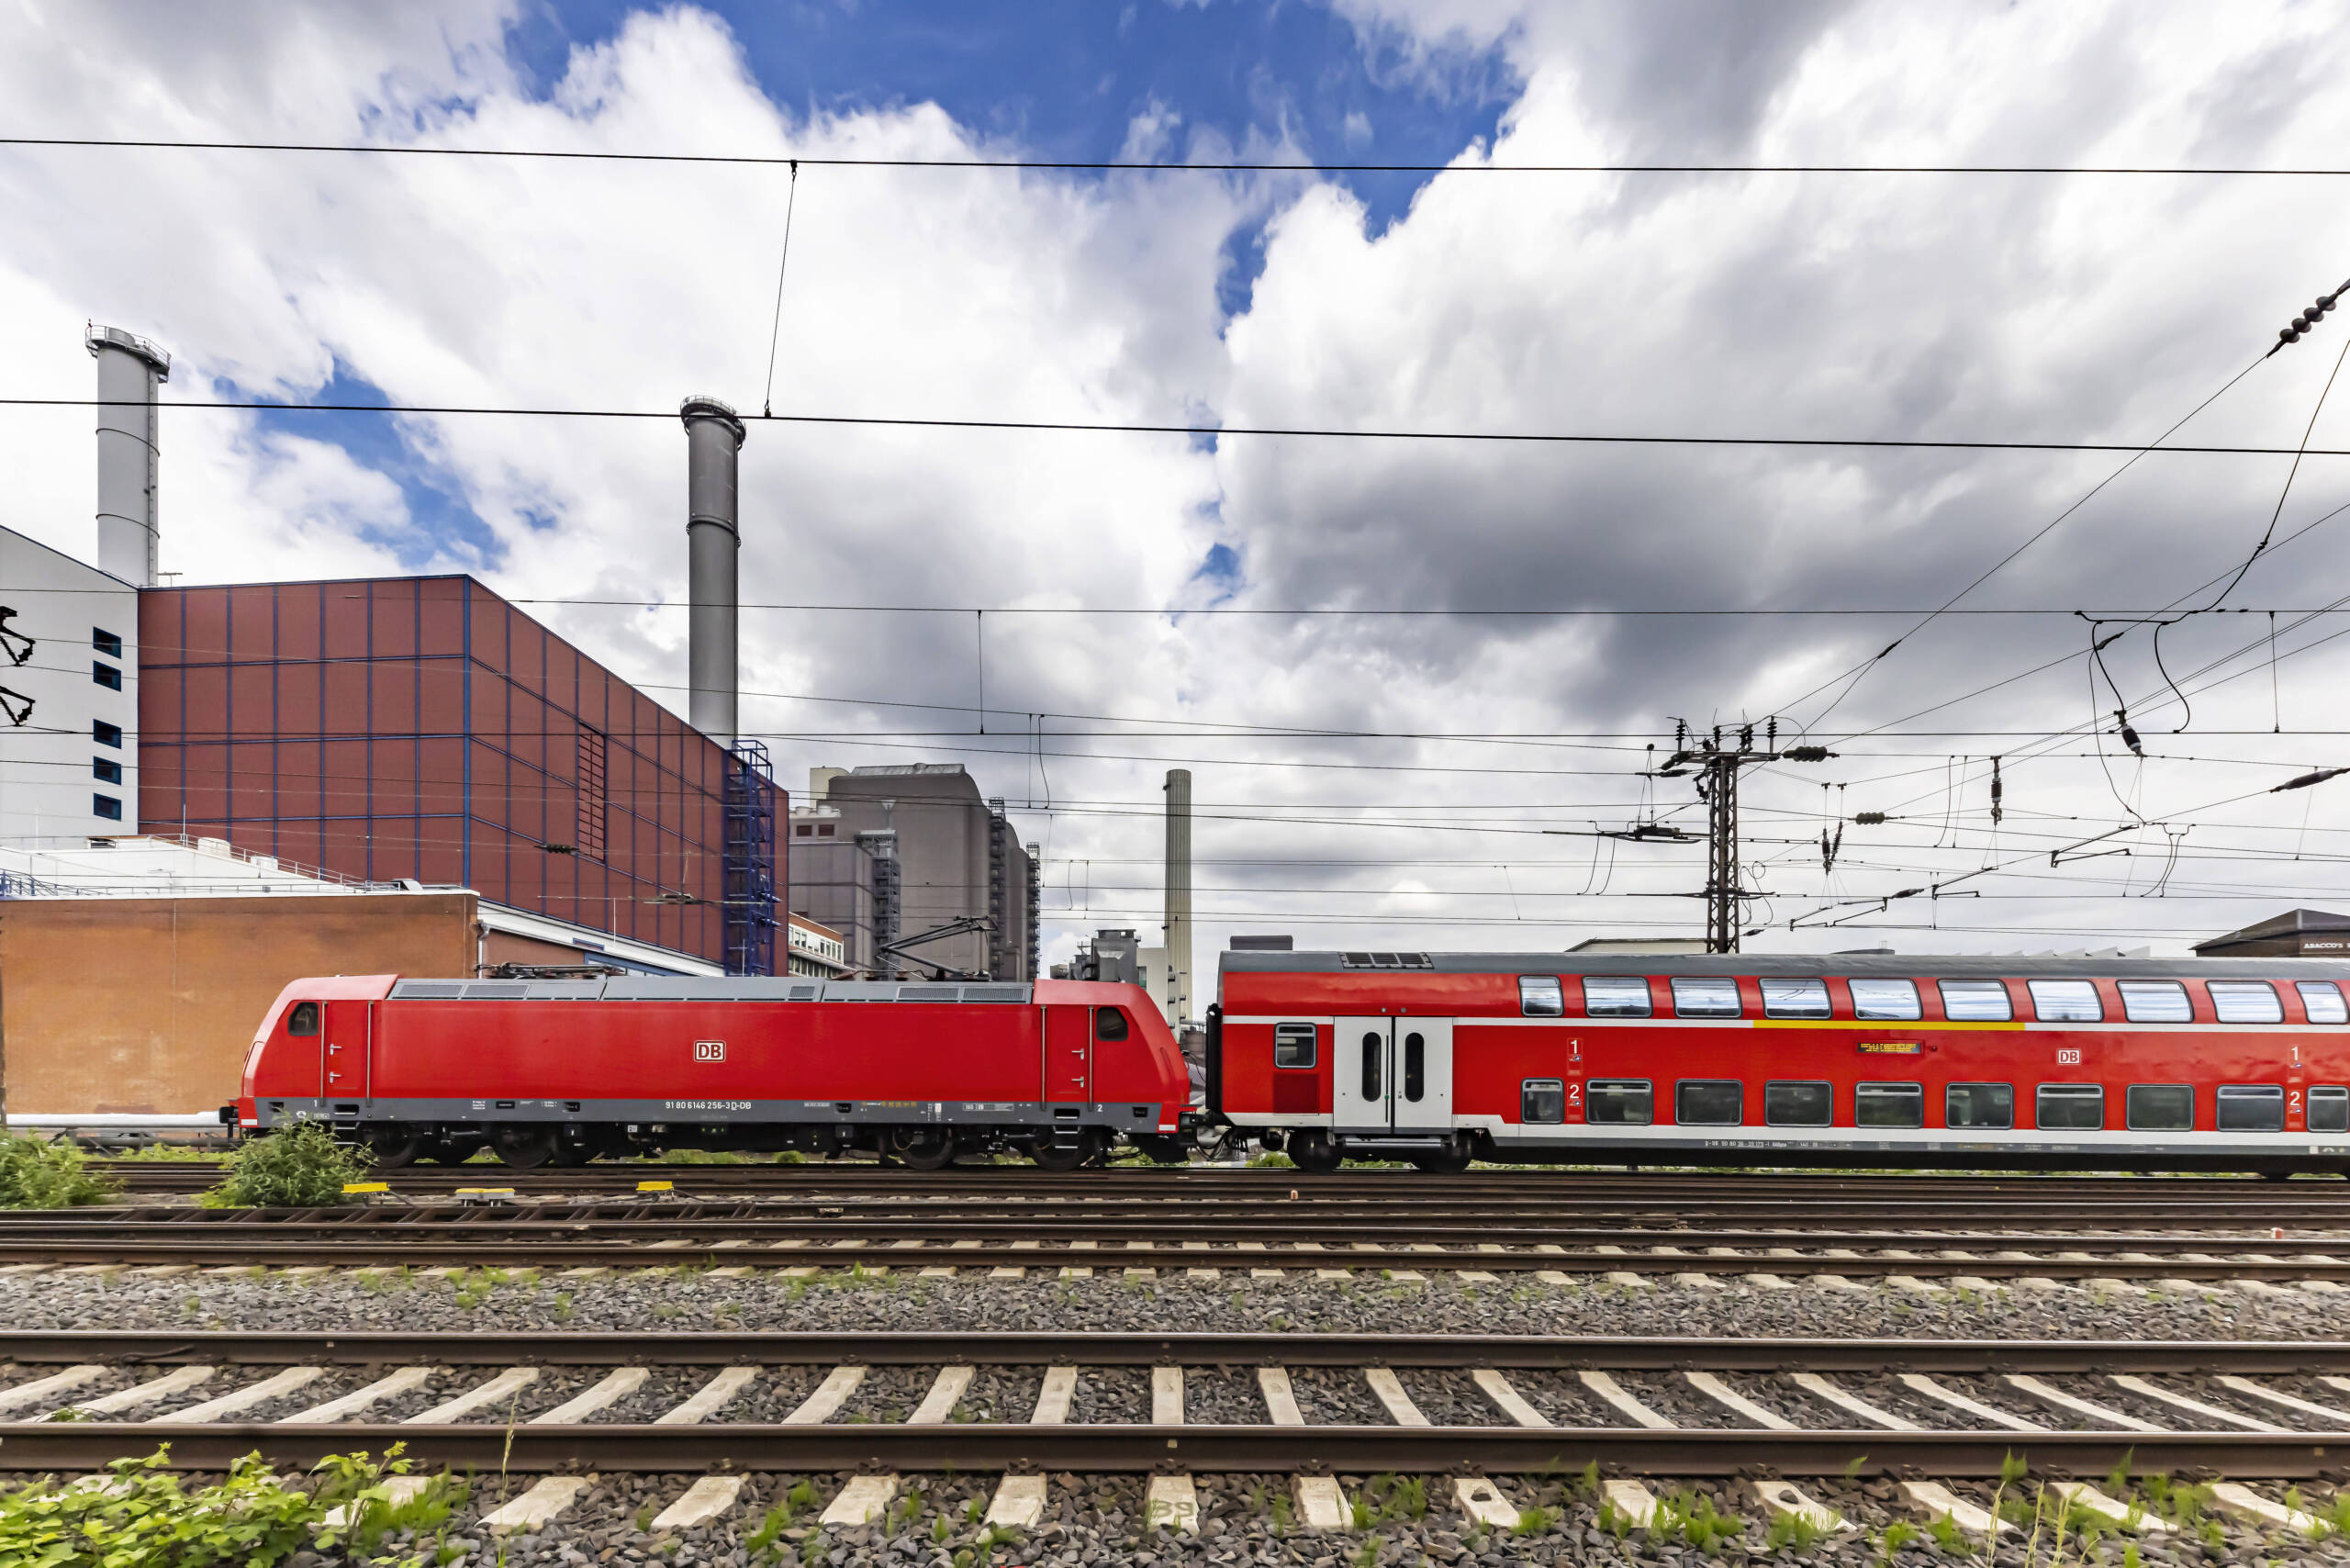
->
[[680, 396, 746, 745], [1164, 767, 1192, 1024], [87, 325, 171, 586]]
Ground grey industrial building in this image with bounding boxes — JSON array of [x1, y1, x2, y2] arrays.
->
[[790, 764, 1037, 980]]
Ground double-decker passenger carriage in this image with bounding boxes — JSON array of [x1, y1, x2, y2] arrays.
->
[[1209, 951, 2350, 1175], [229, 973, 1192, 1170]]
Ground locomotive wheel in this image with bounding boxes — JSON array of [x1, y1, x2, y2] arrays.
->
[[367, 1131, 425, 1169], [1288, 1132, 1343, 1174], [1407, 1147, 1472, 1174], [490, 1125, 561, 1169], [1029, 1132, 1100, 1172], [890, 1129, 957, 1170]]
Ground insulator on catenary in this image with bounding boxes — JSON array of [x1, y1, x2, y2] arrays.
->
[[1853, 811, 1886, 825]]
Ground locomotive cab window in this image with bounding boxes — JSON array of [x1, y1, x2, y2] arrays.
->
[[1763, 1081, 1832, 1126], [1856, 1082, 1924, 1128], [286, 1002, 321, 1037], [2217, 1084, 2285, 1132], [1850, 979, 1921, 1020], [2208, 980, 2284, 1024], [1675, 1080, 1742, 1125], [2126, 1084, 2194, 1131], [2036, 1083, 2105, 1130], [1946, 1082, 2014, 1129], [1521, 1079, 1565, 1124], [2119, 981, 2192, 1024], [1095, 1008, 1130, 1041], [1672, 978, 1741, 1018], [1272, 1024, 1316, 1069], [2296, 981, 2347, 1024], [1938, 980, 2012, 1022], [1582, 977, 1652, 1017], [1518, 977, 1564, 1017], [1586, 1080, 1652, 1126], [2028, 980, 2103, 1023], [1761, 979, 1830, 1019], [2310, 1085, 2350, 1133]]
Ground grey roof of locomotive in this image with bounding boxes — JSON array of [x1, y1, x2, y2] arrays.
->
[[1218, 950, 2350, 981]]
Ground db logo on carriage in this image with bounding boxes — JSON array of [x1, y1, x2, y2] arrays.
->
[[694, 1040, 726, 1062]]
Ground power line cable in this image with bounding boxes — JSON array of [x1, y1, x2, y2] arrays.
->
[[8, 135, 2350, 177], [11, 396, 2350, 455]]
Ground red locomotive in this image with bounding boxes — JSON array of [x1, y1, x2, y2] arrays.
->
[[1209, 950, 2350, 1175], [230, 973, 1192, 1169]]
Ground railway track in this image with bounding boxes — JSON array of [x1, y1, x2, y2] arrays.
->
[[1, 1329, 2345, 1550], [5, 1201, 2349, 1281]]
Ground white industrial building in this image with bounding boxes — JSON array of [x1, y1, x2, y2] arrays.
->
[[0, 326, 166, 852]]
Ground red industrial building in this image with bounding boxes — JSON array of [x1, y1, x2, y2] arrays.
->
[[135, 575, 778, 971]]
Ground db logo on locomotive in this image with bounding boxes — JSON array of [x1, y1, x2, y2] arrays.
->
[[693, 1040, 725, 1062]]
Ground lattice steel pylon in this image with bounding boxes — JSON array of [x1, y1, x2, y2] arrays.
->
[[723, 740, 778, 976], [1660, 721, 1835, 955]]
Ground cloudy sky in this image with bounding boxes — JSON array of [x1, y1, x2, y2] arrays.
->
[[6, 0, 2350, 968]]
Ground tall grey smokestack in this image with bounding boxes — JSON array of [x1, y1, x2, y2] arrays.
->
[[1164, 767, 1192, 1023], [680, 396, 746, 745], [87, 325, 171, 586]]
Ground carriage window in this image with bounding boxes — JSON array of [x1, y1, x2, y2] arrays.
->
[[1672, 978, 1742, 1018], [1521, 1079, 1565, 1124], [2217, 1084, 2285, 1132], [2036, 1084, 2105, 1130], [1582, 977, 1652, 1017], [1272, 1024, 1316, 1069], [1403, 1032, 1426, 1103], [1675, 1080, 1742, 1125], [1946, 1082, 2014, 1129], [1850, 979, 1921, 1021], [2028, 980, 2103, 1023], [2208, 980, 2284, 1024], [2310, 1086, 2350, 1133], [1586, 1080, 1652, 1125], [1360, 1031, 1382, 1100], [1938, 980, 2013, 1022], [1856, 1082, 1924, 1129], [1763, 1081, 1832, 1126], [1518, 977, 1564, 1016], [286, 1002, 321, 1037], [2297, 981, 2348, 1025], [1761, 978, 1830, 1019], [2126, 1084, 2195, 1130], [1096, 1008, 1130, 1041], [2119, 981, 2192, 1024]]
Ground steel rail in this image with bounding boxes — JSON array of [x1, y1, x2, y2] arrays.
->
[[0, 1422, 2334, 1477], [1, 1327, 2343, 1371], [3, 1238, 2347, 1278]]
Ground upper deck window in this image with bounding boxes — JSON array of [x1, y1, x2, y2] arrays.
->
[[2297, 981, 2348, 1024], [1517, 977, 1564, 1017], [2208, 980, 2284, 1025], [1850, 979, 1920, 1021], [2027, 980, 2103, 1023], [1760, 978, 1830, 1019], [2118, 981, 2192, 1024], [1582, 977, 1652, 1018], [286, 1002, 320, 1037], [1938, 980, 2012, 1022], [1672, 977, 1741, 1018]]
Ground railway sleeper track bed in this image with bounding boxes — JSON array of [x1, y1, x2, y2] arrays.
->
[[4, 1336, 2350, 1560], [7, 1220, 2350, 1285]]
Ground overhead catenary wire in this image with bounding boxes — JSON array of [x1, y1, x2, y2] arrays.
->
[[11, 135, 2350, 178], [15, 395, 2350, 456]]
